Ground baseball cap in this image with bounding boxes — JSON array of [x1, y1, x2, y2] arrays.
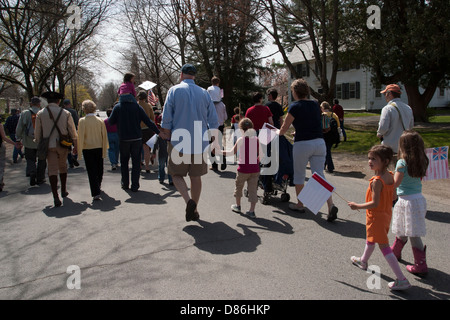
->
[[380, 84, 401, 94], [181, 64, 197, 75], [63, 99, 71, 105]]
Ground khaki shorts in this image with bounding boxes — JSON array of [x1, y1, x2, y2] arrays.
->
[[47, 146, 69, 176], [167, 142, 207, 177]]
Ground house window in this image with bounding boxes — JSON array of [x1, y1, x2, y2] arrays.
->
[[375, 85, 382, 98], [439, 87, 445, 97], [293, 63, 310, 79], [341, 82, 360, 100], [336, 84, 342, 99], [349, 83, 356, 99]]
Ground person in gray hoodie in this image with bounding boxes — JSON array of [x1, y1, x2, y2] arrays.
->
[[16, 97, 47, 186]]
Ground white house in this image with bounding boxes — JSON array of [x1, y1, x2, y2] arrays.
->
[[288, 39, 450, 111]]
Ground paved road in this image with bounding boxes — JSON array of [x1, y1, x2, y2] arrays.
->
[[0, 146, 449, 303]]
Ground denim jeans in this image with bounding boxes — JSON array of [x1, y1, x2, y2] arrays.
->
[[107, 132, 119, 165], [10, 134, 24, 162], [158, 156, 172, 183], [120, 139, 142, 190]]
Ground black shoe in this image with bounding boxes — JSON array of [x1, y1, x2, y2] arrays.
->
[[221, 163, 227, 171], [37, 179, 46, 185], [73, 159, 80, 167], [54, 198, 62, 207], [327, 205, 338, 222], [185, 199, 197, 222], [30, 175, 37, 186]]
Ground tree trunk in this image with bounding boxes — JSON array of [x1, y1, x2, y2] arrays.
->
[[404, 84, 437, 122]]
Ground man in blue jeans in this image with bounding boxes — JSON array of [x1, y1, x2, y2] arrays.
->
[[109, 92, 166, 192]]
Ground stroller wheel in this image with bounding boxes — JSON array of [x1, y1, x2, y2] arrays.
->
[[280, 193, 290, 202]]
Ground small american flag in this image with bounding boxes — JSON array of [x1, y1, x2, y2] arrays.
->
[[148, 89, 159, 106], [423, 146, 449, 181]]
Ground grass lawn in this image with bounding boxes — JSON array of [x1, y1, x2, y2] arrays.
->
[[334, 127, 450, 154], [344, 112, 379, 118], [429, 115, 450, 123]]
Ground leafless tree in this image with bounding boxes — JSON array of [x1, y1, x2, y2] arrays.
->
[[0, 0, 115, 98]]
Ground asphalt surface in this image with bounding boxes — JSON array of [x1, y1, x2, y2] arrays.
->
[[0, 143, 449, 304]]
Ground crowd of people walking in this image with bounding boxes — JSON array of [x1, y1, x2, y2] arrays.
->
[[1, 67, 428, 291]]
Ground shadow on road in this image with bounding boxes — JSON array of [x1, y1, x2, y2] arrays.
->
[[89, 191, 121, 212], [42, 197, 89, 218], [183, 219, 261, 255], [426, 210, 450, 224]]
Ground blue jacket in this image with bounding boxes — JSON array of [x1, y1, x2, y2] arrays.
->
[[109, 94, 160, 141]]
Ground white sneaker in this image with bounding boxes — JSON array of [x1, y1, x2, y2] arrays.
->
[[388, 278, 411, 291], [231, 204, 242, 214]]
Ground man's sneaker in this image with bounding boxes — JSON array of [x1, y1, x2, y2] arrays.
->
[[388, 278, 411, 291], [351, 256, 368, 271], [245, 211, 256, 219], [231, 204, 242, 214]]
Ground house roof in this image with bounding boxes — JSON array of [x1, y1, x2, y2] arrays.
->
[[288, 38, 315, 64]]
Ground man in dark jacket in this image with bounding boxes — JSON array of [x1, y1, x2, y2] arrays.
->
[[4, 109, 24, 163], [109, 94, 166, 192]]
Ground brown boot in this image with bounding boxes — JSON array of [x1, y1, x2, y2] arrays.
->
[[49, 175, 61, 207], [60, 173, 68, 198]]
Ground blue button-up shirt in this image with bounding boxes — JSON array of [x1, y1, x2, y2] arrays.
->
[[162, 79, 219, 154]]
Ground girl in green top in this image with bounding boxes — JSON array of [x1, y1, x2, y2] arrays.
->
[[391, 131, 429, 276]]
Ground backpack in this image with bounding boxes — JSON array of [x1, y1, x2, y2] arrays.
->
[[323, 112, 340, 148], [25, 109, 37, 138], [322, 113, 332, 133]]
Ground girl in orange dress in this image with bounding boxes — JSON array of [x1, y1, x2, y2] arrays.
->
[[348, 145, 411, 291]]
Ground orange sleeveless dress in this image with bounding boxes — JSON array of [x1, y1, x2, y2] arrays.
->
[[365, 172, 394, 244]]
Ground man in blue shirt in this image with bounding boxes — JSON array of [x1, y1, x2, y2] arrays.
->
[[161, 64, 219, 222]]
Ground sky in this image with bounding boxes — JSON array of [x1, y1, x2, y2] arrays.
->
[[95, 23, 282, 87]]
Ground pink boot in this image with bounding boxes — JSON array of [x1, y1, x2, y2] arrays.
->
[[407, 246, 428, 277], [391, 237, 407, 261]]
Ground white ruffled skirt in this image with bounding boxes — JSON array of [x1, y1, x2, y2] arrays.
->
[[391, 193, 427, 237]]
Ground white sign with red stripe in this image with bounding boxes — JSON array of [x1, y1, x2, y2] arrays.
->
[[298, 172, 335, 215]]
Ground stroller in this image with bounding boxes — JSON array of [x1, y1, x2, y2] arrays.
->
[[245, 135, 294, 204]]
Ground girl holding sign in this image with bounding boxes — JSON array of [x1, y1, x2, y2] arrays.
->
[[348, 145, 411, 291]]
